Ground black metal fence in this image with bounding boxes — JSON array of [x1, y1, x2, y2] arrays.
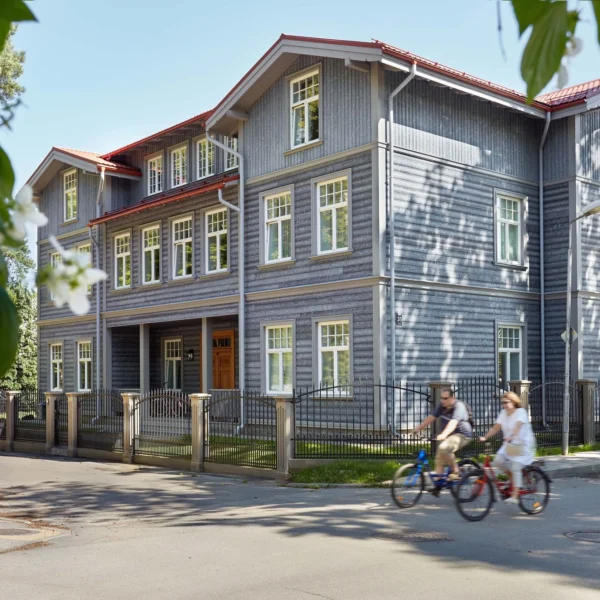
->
[[595, 384, 600, 442], [0, 392, 6, 440], [77, 390, 124, 452], [54, 394, 68, 446], [14, 389, 46, 443], [132, 390, 192, 459], [205, 389, 277, 469], [293, 382, 432, 459]]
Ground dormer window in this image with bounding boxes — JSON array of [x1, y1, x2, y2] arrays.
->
[[224, 136, 238, 171], [171, 145, 188, 188], [148, 154, 163, 195], [64, 169, 77, 221], [290, 69, 320, 149], [197, 138, 215, 179]]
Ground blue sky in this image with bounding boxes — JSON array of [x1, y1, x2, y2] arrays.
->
[[4, 0, 600, 255]]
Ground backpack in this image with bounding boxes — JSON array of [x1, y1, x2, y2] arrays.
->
[[460, 401, 476, 430]]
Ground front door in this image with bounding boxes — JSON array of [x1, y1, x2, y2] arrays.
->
[[212, 330, 235, 389]]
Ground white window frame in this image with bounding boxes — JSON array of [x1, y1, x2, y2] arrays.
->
[[172, 216, 193, 279], [142, 224, 161, 285], [170, 144, 188, 188], [77, 340, 92, 392], [315, 318, 352, 390], [264, 190, 293, 264], [49, 252, 62, 300], [63, 169, 77, 222], [496, 323, 526, 385], [147, 153, 163, 196], [205, 208, 228, 274], [224, 136, 238, 171], [315, 174, 351, 256], [495, 191, 525, 267], [76, 243, 92, 295], [114, 232, 131, 290], [50, 343, 63, 391], [164, 338, 182, 391], [196, 137, 215, 180], [289, 68, 320, 149], [265, 324, 294, 395]]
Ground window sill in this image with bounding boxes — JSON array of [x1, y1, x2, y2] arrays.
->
[[140, 282, 164, 289], [61, 219, 78, 226], [310, 249, 353, 262], [170, 182, 188, 189], [170, 276, 196, 286], [199, 270, 231, 281], [284, 139, 324, 156], [494, 261, 528, 272], [258, 260, 296, 271], [110, 287, 133, 294]]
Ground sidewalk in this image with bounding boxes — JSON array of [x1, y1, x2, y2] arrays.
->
[[540, 450, 600, 479]]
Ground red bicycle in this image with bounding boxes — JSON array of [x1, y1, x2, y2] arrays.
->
[[454, 444, 551, 522]]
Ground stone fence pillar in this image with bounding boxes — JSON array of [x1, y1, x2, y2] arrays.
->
[[65, 393, 80, 457], [121, 393, 139, 463], [428, 382, 452, 451], [576, 380, 597, 445], [4, 391, 17, 452], [509, 381, 531, 411], [189, 393, 210, 472], [276, 397, 294, 476], [45, 392, 61, 453]]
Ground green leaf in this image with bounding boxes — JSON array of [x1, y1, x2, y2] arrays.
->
[[511, 0, 547, 36], [0, 0, 37, 23], [592, 0, 600, 44], [0, 20, 10, 52], [0, 253, 7, 287], [0, 287, 20, 378], [0, 146, 15, 199], [521, 1, 569, 102]]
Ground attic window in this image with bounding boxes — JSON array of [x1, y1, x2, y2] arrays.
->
[[290, 69, 320, 149], [64, 169, 77, 221]]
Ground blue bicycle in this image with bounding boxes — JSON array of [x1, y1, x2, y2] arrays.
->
[[391, 443, 479, 509]]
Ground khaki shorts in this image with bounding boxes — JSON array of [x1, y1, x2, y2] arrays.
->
[[435, 434, 470, 465]]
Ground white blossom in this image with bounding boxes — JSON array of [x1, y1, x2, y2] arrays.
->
[[9, 185, 48, 240], [557, 63, 569, 90]]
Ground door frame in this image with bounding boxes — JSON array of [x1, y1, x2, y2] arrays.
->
[[200, 329, 236, 390]]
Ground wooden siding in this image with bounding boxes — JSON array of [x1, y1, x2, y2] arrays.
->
[[580, 181, 600, 292], [390, 286, 541, 382], [244, 56, 371, 180], [582, 297, 600, 379], [544, 298, 566, 378], [544, 117, 570, 182], [579, 109, 600, 181], [387, 73, 541, 182], [111, 326, 139, 389], [393, 152, 540, 292], [245, 150, 373, 292], [543, 182, 569, 293], [245, 287, 374, 389]]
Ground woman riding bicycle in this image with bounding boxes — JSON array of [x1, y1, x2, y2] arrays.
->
[[479, 391, 536, 504]]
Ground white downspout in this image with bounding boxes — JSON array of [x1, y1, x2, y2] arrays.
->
[[91, 167, 105, 418], [539, 112, 551, 427], [205, 131, 245, 427], [389, 63, 417, 435]]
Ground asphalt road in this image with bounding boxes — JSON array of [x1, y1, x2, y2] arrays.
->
[[0, 454, 599, 600]]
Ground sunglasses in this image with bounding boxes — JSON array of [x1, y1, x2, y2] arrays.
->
[[501, 401, 511, 405], [441, 396, 452, 400]]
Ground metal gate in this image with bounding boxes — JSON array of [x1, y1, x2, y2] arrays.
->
[[14, 389, 46, 443], [204, 390, 277, 469], [77, 390, 124, 452], [55, 394, 68, 446], [131, 390, 192, 459]]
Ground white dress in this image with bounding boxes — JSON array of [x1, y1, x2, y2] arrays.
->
[[495, 408, 536, 466]]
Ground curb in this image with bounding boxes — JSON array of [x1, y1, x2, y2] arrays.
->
[[545, 463, 600, 479]]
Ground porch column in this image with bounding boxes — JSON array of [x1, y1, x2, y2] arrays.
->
[[577, 379, 596, 445], [201, 317, 213, 393], [140, 324, 150, 395]]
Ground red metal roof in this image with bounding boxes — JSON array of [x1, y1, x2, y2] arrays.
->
[[55, 147, 141, 177], [537, 78, 600, 107], [89, 173, 239, 226], [101, 110, 213, 159]]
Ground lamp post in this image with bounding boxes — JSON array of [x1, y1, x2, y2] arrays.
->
[[562, 198, 600, 455]]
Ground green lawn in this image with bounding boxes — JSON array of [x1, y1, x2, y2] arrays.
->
[[289, 460, 400, 485], [207, 435, 276, 468]]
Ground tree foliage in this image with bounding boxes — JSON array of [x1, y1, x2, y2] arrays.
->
[[0, 24, 25, 106]]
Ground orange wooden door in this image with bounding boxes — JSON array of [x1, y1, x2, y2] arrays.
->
[[212, 330, 235, 389]]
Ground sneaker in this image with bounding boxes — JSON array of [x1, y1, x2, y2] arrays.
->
[[504, 497, 519, 505], [446, 472, 460, 482], [428, 487, 442, 498]]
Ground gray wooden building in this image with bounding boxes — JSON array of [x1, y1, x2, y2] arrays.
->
[[29, 35, 600, 409]]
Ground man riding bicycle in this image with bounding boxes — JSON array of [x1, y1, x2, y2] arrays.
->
[[412, 388, 472, 488]]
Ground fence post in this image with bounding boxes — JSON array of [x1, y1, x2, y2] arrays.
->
[[65, 393, 79, 458], [5, 391, 17, 452], [121, 392, 138, 463], [190, 393, 210, 472], [509, 380, 531, 411], [576, 380, 596, 445], [428, 382, 452, 452], [276, 397, 294, 476], [44, 392, 60, 453]]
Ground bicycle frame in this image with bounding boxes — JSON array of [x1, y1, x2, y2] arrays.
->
[[477, 453, 538, 499], [411, 449, 454, 489]]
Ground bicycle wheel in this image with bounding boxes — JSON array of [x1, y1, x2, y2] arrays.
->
[[519, 466, 550, 515], [449, 458, 480, 499], [391, 463, 425, 509], [455, 469, 494, 522]]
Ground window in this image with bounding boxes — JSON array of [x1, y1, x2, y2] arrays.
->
[[77, 341, 92, 392], [114, 233, 131, 289], [172, 217, 193, 278], [171, 146, 188, 188], [265, 191, 292, 263], [142, 225, 161, 284], [206, 209, 228, 273], [148, 155, 163, 195], [224, 136, 238, 170], [317, 320, 350, 387], [49, 252, 63, 300], [164, 339, 182, 391], [317, 176, 349, 254], [197, 138, 215, 179], [290, 69, 319, 148], [64, 170, 77, 221], [77, 243, 92, 294], [498, 326, 523, 385], [50, 343, 63, 391], [266, 325, 293, 394], [496, 194, 522, 265]]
